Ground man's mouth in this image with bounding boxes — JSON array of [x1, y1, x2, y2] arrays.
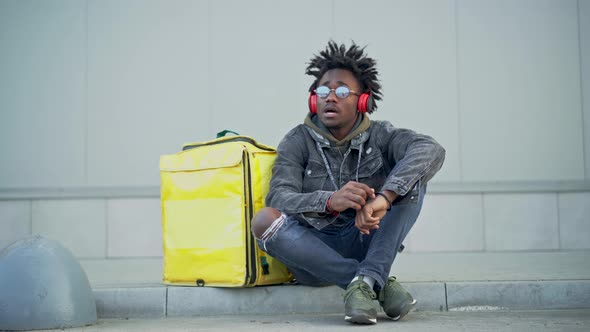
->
[[323, 106, 338, 114]]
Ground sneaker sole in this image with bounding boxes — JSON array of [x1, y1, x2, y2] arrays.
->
[[390, 298, 417, 321], [345, 314, 377, 325]]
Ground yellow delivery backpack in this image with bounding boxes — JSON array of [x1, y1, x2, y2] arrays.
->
[[160, 132, 292, 287]]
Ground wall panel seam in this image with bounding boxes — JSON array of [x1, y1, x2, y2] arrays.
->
[[105, 199, 109, 258], [2, 181, 590, 199], [480, 193, 486, 251], [84, 0, 89, 185], [28, 200, 33, 236], [453, 0, 464, 182], [556, 193, 562, 250], [481, 193, 487, 251], [577, 0, 588, 179]]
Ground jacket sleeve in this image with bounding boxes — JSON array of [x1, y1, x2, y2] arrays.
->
[[265, 128, 333, 214], [378, 122, 446, 203]]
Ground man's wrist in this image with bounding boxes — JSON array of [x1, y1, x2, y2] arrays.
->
[[326, 193, 339, 216], [381, 190, 399, 203], [376, 190, 399, 210]]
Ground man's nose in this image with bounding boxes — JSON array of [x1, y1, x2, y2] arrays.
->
[[325, 90, 338, 102]]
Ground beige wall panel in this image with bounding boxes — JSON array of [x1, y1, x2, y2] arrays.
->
[[558, 192, 590, 249], [87, 0, 210, 186], [107, 198, 162, 257], [334, 0, 460, 182], [207, 0, 333, 148], [484, 193, 559, 251], [405, 194, 484, 252], [0, 201, 31, 249], [32, 199, 107, 258], [0, 0, 86, 187], [458, 0, 584, 181], [580, 0, 590, 179]]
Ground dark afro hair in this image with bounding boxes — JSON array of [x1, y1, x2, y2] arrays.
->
[[306, 40, 382, 113]]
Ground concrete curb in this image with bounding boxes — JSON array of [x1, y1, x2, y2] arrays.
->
[[447, 280, 590, 311], [94, 287, 166, 318], [92, 280, 590, 318]]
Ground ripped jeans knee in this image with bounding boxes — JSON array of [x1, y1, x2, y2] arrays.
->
[[254, 212, 287, 252]]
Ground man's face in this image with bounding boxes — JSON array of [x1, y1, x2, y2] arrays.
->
[[315, 68, 361, 136]]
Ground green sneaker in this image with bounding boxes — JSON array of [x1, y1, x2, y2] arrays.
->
[[379, 276, 417, 321], [343, 277, 378, 324]]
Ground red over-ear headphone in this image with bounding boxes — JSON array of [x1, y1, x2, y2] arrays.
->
[[308, 91, 373, 114]]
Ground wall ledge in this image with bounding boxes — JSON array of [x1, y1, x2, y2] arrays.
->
[[1, 181, 590, 200]]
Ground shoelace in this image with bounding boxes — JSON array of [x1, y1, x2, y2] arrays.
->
[[344, 281, 376, 302]]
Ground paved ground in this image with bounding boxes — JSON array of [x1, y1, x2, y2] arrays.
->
[[32, 310, 590, 332]]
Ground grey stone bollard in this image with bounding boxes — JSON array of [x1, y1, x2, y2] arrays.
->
[[0, 235, 97, 331]]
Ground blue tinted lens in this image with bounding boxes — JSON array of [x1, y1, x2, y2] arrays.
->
[[335, 86, 350, 98], [315, 86, 330, 98]]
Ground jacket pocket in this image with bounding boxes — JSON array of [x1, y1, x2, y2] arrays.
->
[[356, 152, 386, 190], [302, 160, 330, 192]]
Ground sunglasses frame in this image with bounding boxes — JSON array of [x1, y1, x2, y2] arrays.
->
[[314, 85, 360, 99]]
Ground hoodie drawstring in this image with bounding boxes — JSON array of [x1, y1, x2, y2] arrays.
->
[[355, 144, 363, 182], [316, 141, 364, 191], [317, 142, 338, 190]]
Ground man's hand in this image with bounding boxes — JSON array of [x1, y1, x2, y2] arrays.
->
[[355, 191, 398, 234], [329, 181, 375, 212]]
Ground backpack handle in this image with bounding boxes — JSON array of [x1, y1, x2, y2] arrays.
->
[[216, 130, 240, 138]]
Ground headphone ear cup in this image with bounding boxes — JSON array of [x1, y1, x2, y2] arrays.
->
[[365, 94, 374, 113], [357, 93, 373, 113], [308, 93, 317, 113]]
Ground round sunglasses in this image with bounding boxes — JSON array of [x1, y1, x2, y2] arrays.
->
[[314, 85, 360, 99]]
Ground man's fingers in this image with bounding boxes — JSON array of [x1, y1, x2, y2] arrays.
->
[[357, 223, 378, 234], [357, 208, 380, 228], [332, 182, 378, 211], [364, 216, 380, 224], [345, 182, 375, 199], [345, 186, 369, 201], [356, 213, 379, 234], [347, 193, 366, 207], [349, 182, 376, 199], [351, 203, 362, 211], [362, 217, 380, 227]]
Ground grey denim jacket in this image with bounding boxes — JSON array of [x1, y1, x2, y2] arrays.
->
[[266, 116, 446, 230]]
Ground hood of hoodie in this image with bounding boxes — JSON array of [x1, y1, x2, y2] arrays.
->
[[303, 112, 371, 147]]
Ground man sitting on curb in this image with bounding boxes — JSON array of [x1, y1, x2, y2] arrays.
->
[[252, 41, 445, 325]]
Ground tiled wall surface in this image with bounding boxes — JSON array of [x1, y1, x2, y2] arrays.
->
[[1, 0, 589, 188], [396, 191, 589, 253], [0, 198, 161, 258], [0, 201, 31, 251], [32, 200, 107, 257], [582, 0, 590, 179], [107, 199, 162, 257], [0, 1, 588, 257], [1, 192, 589, 257], [404, 194, 485, 252], [558, 192, 590, 250]]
